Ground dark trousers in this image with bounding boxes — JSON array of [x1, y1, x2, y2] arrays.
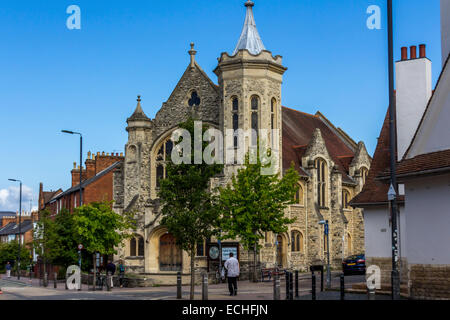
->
[[227, 277, 238, 294]]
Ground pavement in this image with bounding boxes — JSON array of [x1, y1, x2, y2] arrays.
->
[[0, 272, 383, 300]]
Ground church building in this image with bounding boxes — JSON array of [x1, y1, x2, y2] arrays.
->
[[112, 1, 370, 283]]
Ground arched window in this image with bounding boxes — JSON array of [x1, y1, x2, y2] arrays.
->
[[138, 236, 145, 256], [316, 158, 327, 207], [232, 98, 239, 148], [342, 189, 351, 209], [361, 167, 369, 185], [294, 183, 304, 205], [130, 238, 137, 257], [155, 138, 173, 188], [291, 231, 303, 253], [251, 96, 259, 145]]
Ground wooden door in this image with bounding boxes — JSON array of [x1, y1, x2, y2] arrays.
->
[[159, 233, 182, 271]]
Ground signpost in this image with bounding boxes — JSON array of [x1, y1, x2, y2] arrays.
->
[[77, 244, 83, 291]]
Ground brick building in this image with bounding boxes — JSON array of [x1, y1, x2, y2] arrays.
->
[[39, 151, 124, 215]]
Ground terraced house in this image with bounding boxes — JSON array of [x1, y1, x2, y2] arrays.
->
[[112, 1, 371, 283]]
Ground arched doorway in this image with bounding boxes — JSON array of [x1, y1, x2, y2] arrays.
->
[[159, 233, 182, 271]]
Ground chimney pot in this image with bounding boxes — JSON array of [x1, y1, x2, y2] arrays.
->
[[102, 152, 105, 156], [410, 46, 417, 59], [73, 162, 77, 169], [120, 153, 123, 157], [419, 44, 426, 58], [97, 152, 100, 156], [401, 47, 408, 60]]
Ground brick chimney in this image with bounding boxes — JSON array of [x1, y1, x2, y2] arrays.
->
[[95, 152, 124, 173], [71, 163, 86, 187], [85, 151, 96, 180], [396, 44, 432, 159]]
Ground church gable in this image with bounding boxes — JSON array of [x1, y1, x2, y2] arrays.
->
[[153, 61, 220, 138], [406, 55, 450, 159]]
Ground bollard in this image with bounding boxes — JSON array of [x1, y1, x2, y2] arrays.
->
[[43, 272, 48, 288], [107, 272, 111, 291], [289, 272, 294, 300], [320, 269, 324, 292], [285, 272, 290, 300], [368, 287, 376, 300], [202, 273, 208, 300], [177, 272, 182, 299], [54, 272, 57, 289], [295, 270, 299, 298], [340, 274, 345, 300], [273, 274, 280, 300], [312, 273, 316, 300]]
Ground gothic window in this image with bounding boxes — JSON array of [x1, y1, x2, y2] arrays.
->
[[294, 183, 304, 205], [251, 96, 259, 145], [342, 189, 351, 209], [361, 167, 369, 185], [316, 158, 327, 207], [130, 238, 137, 257], [196, 240, 206, 257], [291, 231, 303, 253], [155, 138, 173, 188], [232, 98, 239, 148], [188, 91, 201, 107], [138, 236, 145, 256]]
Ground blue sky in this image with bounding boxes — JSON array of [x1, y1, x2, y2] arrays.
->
[[0, 0, 443, 211]]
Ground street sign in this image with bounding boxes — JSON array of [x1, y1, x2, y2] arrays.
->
[[324, 224, 329, 235], [78, 244, 83, 250]]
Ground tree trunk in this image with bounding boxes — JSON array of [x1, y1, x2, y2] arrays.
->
[[253, 241, 257, 282], [190, 249, 195, 300]]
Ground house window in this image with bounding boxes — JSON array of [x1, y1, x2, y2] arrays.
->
[[138, 236, 144, 256], [130, 236, 144, 256], [316, 158, 327, 207], [232, 98, 239, 148], [155, 138, 173, 188], [196, 240, 206, 257], [251, 96, 259, 145], [294, 183, 304, 205], [291, 231, 303, 253], [342, 189, 351, 209]]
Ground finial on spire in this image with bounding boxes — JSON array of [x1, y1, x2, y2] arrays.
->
[[233, 0, 265, 55], [137, 95, 141, 102], [245, 0, 254, 7], [188, 42, 197, 69]]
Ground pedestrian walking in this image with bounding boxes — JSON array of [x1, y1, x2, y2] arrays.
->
[[106, 260, 116, 288], [224, 252, 239, 296], [5, 262, 12, 278], [118, 260, 126, 288]]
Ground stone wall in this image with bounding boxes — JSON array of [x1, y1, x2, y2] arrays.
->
[[409, 264, 450, 299]]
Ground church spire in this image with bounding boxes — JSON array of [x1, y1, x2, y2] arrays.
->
[[233, 0, 266, 55], [128, 95, 150, 121]]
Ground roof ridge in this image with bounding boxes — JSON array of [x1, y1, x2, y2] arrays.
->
[[281, 106, 317, 118]]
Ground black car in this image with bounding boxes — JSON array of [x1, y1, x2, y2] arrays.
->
[[342, 254, 366, 275]]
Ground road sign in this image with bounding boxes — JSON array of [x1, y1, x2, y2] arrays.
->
[[324, 224, 329, 235], [78, 244, 83, 250]]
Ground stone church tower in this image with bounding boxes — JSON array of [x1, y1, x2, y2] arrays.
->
[[113, 1, 370, 284]]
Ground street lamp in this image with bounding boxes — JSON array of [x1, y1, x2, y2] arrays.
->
[[319, 220, 331, 289], [387, 0, 401, 300], [8, 178, 22, 280], [61, 130, 83, 207]]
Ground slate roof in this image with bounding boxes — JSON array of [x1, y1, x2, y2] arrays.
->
[[0, 220, 33, 236], [233, 1, 266, 56], [0, 211, 16, 218], [282, 106, 358, 183]]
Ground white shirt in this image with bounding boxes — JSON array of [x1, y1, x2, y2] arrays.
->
[[224, 257, 240, 277]]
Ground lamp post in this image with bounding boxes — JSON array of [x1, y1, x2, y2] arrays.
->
[[319, 220, 331, 289], [61, 130, 83, 207], [387, 0, 401, 300], [8, 178, 22, 280]]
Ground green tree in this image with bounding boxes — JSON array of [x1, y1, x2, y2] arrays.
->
[[218, 152, 300, 281], [73, 201, 135, 287], [33, 209, 55, 284], [49, 209, 78, 269], [158, 118, 223, 300], [0, 241, 32, 274]]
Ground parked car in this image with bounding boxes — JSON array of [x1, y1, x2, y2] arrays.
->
[[342, 254, 366, 275]]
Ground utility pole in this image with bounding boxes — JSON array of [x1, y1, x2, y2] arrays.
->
[[61, 130, 83, 207], [387, 0, 401, 300]]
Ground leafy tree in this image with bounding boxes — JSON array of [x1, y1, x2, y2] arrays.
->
[[49, 209, 78, 268], [158, 118, 223, 300], [0, 240, 32, 273], [72, 201, 135, 286], [218, 151, 300, 281], [32, 209, 55, 283]]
